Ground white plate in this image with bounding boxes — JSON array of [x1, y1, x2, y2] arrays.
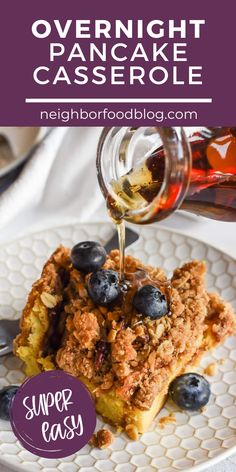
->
[[0, 222, 235, 472]]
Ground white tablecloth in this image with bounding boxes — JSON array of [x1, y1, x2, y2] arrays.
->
[[0, 127, 235, 472]]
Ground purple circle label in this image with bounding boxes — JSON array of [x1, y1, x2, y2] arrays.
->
[[10, 370, 96, 458]]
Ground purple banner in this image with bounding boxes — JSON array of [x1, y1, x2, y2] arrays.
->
[[0, 0, 235, 125]]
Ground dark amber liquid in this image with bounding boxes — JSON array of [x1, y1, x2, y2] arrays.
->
[[147, 128, 236, 221], [180, 128, 236, 221], [111, 127, 236, 223]]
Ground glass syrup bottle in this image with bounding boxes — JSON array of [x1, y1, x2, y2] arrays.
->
[[97, 127, 236, 277]]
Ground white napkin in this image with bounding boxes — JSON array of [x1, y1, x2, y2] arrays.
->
[[0, 127, 107, 244]]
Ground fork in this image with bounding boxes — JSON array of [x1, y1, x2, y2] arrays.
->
[[0, 319, 20, 356]]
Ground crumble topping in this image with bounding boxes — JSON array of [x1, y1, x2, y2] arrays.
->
[[73, 312, 100, 349], [90, 429, 113, 449], [55, 249, 236, 410], [204, 362, 217, 377], [158, 412, 176, 429], [207, 292, 235, 341], [112, 328, 137, 363], [125, 424, 139, 440]]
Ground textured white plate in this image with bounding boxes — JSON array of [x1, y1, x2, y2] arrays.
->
[[0, 222, 235, 472]]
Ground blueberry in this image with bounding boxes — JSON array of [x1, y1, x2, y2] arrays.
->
[[87, 269, 121, 306], [169, 373, 211, 411], [0, 386, 19, 420], [71, 241, 107, 273], [132, 285, 168, 319]]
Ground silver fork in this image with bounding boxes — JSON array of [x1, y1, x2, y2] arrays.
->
[[0, 227, 139, 357], [0, 320, 20, 356]]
